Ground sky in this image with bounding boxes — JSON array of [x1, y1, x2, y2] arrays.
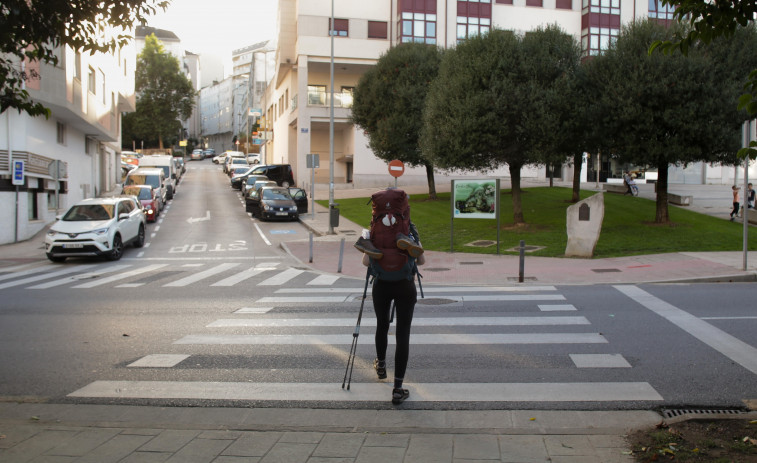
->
[[145, 0, 279, 77]]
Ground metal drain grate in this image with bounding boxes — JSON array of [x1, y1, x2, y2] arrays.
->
[[662, 408, 747, 419]]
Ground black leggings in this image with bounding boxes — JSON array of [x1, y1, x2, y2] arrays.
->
[[372, 278, 417, 382]]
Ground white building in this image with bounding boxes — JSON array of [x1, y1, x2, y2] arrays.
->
[[199, 79, 233, 153], [0, 41, 136, 244], [260, 0, 754, 189]]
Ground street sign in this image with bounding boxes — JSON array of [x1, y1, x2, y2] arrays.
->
[[388, 159, 404, 178], [47, 160, 66, 179], [307, 153, 320, 168], [179, 140, 187, 147], [12, 160, 24, 186]]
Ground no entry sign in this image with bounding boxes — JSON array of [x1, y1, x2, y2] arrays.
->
[[388, 159, 404, 178]]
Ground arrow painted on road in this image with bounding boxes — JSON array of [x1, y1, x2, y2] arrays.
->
[[186, 210, 210, 223]]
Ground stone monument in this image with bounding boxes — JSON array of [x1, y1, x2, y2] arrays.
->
[[565, 192, 604, 258]]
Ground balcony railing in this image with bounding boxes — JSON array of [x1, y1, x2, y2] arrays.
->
[[306, 90, 353, 108]]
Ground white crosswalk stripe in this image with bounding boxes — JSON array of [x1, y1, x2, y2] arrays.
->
[[29, 264, 132, 289], [73, 264, 169, 288], [164, 263, 241, 287], [0, 265, 97, 289], [258, 268, 304, 285], [174, 333, 608, 345], [206, 316, 592, 327]]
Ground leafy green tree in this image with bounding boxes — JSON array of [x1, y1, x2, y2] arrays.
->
[[589, 20, 754, 223], [122, 34, 195, 149], [351, 43, 443, 199], [422, 26, 580, 224], [0, 0, 168, 118]]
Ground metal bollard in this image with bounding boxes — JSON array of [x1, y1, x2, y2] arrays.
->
[[337, 237, 345, 273], [309, 232, 313, 263], [518, 240, 525, 283]]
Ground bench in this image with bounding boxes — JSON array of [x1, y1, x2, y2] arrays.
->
[[668, 193, 693, 206], [602, 184, 627, 194]]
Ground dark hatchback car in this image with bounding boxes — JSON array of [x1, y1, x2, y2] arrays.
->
[[247, 186, 299, 220], [245, 180, 277, 213], [248, 164, 295, 187]]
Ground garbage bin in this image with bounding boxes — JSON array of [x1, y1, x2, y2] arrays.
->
[[329, 203, 340, 228]]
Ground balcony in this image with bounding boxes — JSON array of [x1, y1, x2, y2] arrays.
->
[[306, 89, 353, 108]]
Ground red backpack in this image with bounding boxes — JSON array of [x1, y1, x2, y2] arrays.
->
[[368, 189, 417, 281]]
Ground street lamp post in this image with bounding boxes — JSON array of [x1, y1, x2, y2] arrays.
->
[[328, 0, 335, 234]]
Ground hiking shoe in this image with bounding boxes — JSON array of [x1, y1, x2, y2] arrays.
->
[[374, 359, 387, 380], [354, 236, 383, 259], [396, 233, 424, 257], [392, 388, 409, 405]]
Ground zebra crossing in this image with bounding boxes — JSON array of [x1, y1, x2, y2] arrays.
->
[[0, 261, 336, 290], [66, 284, 665, 405]]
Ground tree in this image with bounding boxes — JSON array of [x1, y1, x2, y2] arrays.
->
[[351, 43, 443, 199], [589, 20, 756, 223], [422, 26, 580, 224], [122, 34, 195, 150], [0, 0, 168, 118]]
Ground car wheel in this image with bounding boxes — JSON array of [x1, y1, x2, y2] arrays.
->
[[134, 225, 145, 248], [167, 186, 174, 200], [46, 254, 66, 263], [107, 234, 124, 261]]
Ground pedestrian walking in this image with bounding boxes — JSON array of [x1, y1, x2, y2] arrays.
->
[[730, 185, 740, 221], [354, 188, 424, 405], [747, 183, 755, 210]]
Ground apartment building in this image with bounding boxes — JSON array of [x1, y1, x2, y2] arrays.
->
[[263, 0, 750, 189], [0, 42, 136, 244], [199, 79, 234, 153]]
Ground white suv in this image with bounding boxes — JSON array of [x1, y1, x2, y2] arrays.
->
[[45, 197, 146, 262]]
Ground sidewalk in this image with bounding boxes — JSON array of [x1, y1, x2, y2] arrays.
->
[[288, 182, 757, 285], [1, 181, 755, 462]]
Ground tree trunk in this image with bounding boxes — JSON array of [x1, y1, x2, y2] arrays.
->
[[571, 152, 582, 203], [424, 163, 437, 200], [654, 160, 669, 224], [548, 163, 554, 187], [509, 163, 525, 224], [158, 136, 164, 150]]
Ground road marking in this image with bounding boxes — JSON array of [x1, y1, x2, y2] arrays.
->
[[128, 354, 189, 368], [0, 265, 97, 289], [257, 296, 352, 303], [275, 286, 558, 293], [254, 223, 271, 246], [206, 316, 591, 328], [68, 381, 662, 402], [28, 264, 132, 289], [0, 263, 52, 275], [0, 264, 57, 283], [570, 354, 632, 368], [615, 285, 757, 375], [174, 333, 607, 345], [72, 264, 169, 288], [164, 263, 240, 287], [307, 274, 340, 285], [234, 307, 274, 314], [186, 210, 211, 223], [211, 267, 271, 287], [702, 316, 757, 320], [258, 268, 304, 286], [539, 304, 577, 311]]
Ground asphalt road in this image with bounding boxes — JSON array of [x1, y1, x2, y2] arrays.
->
[[0, 160, 755, 411]]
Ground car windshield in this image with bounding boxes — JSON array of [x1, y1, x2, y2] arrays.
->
[[126, 174, 160, 189], [262, 189, 292, 200], [123, 187, 152, 200], [233, 167, 249, 175], [62, 204, 114, 221]]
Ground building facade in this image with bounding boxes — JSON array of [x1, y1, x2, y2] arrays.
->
[[262, 0, 754, 190], [0, 41, 136, 244]]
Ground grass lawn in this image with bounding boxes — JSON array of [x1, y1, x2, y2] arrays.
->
[[318, 187, 757, 258]]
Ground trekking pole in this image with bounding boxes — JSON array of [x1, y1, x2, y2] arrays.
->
[[342, 269, 371, 390]]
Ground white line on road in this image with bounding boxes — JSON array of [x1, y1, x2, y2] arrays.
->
[[275, 286, 558, 293], [174, 333, 607, 345], [0, 264, 56, 283], [258, 268, 304, 286], [206, 316, 591, 328], [72, 264, 169, 288], [0, 265, 98, 289], [307, 274, 340, 285], [28, 264, 132, 289], [615, 285, 757, 375], [254, 223, 271, 246], [68, 380, 662, 402], [211, 267, 271, 287], [164, 263, 240, 287]]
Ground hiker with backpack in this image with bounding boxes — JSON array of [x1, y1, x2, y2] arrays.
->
[[353, 188, 424, 405]]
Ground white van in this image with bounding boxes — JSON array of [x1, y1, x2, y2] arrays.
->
[[138, 155, 177, 200]]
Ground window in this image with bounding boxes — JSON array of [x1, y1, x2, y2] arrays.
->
[[74, 52, 81, 80], [56, 122, 66, 145], [100, 69, 106, 104], [285, 89, 289, 109], [457, 1, 492, 42], [526, 0, 543, 5], [87, 66, 96, 94], [308, 85, 326, 105], [28, 191, 38, 220], [556, 0, 572, 8], [368, 21, 388, 39], [398, 1, 437, 45], [649, 0, 675, 23], [329, 18, 349, 37], [581, 0, 621, 56], [496, 0, 513, 3]]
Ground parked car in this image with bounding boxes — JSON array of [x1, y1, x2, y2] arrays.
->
[[288, 187, 308, 214], [212, 153, 227, 164], [226, 157, 251, 176], [202, 148, 216, 159], [122, 185, 161, 223], [241, 175, 271, 195], [248, 186, 300, 221], [123, 167, 167, 209], [229, 168, 259, 190], [191, 149, 204, 161], [223, 151, 246, 173], [44, 197, 146, 262], [244, 180, 277, 213], [229, 167, 252, 183], [246, 153, 261, 165], [174, 157, 186, 175], [248, 164, 295, 187]]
